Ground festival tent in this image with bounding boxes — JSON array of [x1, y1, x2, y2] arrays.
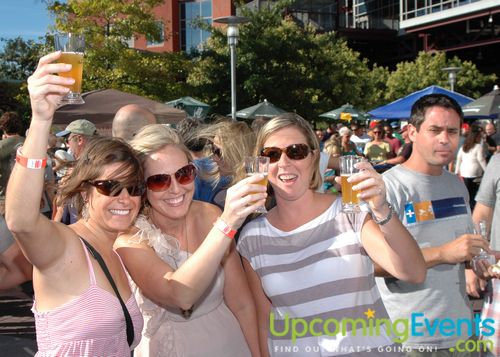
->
[[462, 87, 500, 119], [368, 85, 473, 120], [235, 99, 286, 119], [319, 103, 371, 122], [54, 89, 186, 126], [166, 96, 210, 119]]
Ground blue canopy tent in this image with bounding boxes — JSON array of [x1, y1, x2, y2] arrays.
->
[[368, 85, 473, 120]]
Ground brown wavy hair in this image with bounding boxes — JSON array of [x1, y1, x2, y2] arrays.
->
[[56, 137, 144, 216]]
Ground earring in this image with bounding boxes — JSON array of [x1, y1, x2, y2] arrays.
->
[[81, 202, 89, 222]]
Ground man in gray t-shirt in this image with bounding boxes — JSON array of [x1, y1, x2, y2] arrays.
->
[[376, 94, 489, 356]]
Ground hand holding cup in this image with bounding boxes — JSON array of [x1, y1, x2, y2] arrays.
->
[[27, 51, 75, 121], [349, 160, 388, 211], [220, 174, 268, 230]]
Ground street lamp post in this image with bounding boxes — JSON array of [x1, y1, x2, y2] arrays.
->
[[441, 67, 461, 92], [213, 16, 249, 120]]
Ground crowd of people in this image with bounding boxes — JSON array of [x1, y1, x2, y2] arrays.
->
[[1, 51, 500, 357]]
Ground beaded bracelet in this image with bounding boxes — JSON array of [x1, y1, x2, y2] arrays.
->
[[372, 203, 394, 226]]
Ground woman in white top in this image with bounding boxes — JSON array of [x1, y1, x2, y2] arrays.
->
[[455, 124, 487, 210], [115, 125, 262, 356]]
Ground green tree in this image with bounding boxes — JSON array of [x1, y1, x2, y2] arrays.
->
[[188, 1, 386, 119], [0, 37, 48, 80], [385, 51, 497, 102], [0, 37, 50, 121], [47, 0, 191, 101]]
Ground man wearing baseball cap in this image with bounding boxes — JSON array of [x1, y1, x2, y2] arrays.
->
[[56, 119, 97, 160]]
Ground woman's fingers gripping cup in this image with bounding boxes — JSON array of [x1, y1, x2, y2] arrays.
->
[[221, 174, 268, 230], [27, 52, 75, 120], [244, 156, 270, 214], [339, 155, 365, 212]]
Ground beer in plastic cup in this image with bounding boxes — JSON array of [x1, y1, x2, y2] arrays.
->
[[339, 155, 364, 212], [54, 33, 85, 105], [244, 156, 270, 213]]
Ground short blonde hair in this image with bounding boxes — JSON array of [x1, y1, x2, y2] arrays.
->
[[255, 113, 321, 190], [323, 137, 341, 157]]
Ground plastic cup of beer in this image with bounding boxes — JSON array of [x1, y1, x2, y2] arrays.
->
[[244, 156, 269, 214], [340, 155, 364, 212], [54, 33, 85, 105]]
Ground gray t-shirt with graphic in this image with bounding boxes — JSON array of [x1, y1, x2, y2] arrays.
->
[[376, 164, 473, 349]]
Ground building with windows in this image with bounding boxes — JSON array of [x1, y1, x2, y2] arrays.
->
[[133, 1, 232, 53], [132, 0, 499, 77]]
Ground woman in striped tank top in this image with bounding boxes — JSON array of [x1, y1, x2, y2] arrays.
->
[[237, 113, 426, 356], [5, 52, 144, 356]]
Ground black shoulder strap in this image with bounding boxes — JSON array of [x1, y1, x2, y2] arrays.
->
[[81, 238, 134, 347]]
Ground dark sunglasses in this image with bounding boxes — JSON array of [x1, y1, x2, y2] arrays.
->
[[65, 134, 79, 143], [373, 131, 382, 134], [146, 163, 197, 192], [87, 180, 146, 197], [210, 144, 222, 158], [260, 143, 311, 164]]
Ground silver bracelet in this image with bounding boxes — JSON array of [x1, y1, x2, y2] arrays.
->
[[372, 203, 394, 226]]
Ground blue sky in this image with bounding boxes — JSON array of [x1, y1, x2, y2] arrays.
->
[[0, 0, 53, 46]]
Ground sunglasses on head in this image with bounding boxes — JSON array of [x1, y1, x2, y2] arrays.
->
[[146, 163, 197, 192], [87, 180, 146, 197], [260, 143, 311, 164]]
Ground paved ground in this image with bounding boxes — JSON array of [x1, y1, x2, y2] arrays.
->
[[0, 283, 37, 356]]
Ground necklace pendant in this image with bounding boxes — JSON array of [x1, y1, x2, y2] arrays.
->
[[180, 305, 194, 319]]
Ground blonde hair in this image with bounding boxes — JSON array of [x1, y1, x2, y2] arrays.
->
[[323, 137, 341, 157], [129, 124, 192, 163], [255, 113, 321, 190], [197, 120, 256, 185]]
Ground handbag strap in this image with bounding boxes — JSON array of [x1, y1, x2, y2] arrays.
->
[[81, 238, 134, 347]]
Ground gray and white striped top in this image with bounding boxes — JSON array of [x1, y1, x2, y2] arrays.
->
[[238, 198, 401, 356]]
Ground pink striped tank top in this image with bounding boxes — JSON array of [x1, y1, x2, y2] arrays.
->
[[32, 238, 144, 356]]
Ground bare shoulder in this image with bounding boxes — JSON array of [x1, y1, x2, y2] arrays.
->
[[35, 222, 89, 277], [114, 226, 149, 250], [315, 191, 338, 207], [191, 200, 222, 221], [189, 201, 221, 245]]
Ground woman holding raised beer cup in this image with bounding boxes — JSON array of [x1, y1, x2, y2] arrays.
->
[[237, 113, 425, 356]]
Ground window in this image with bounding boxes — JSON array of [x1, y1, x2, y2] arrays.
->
[[180, 1, 212, 53], [147, 21, 165, 47]]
